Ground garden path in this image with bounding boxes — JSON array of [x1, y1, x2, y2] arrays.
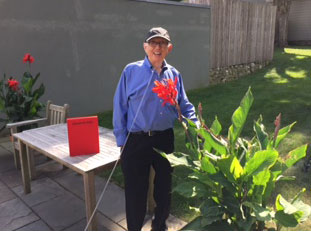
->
[[0, 136, 186, 231]]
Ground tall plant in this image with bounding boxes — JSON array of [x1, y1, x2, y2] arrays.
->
[[0, 53, 45, 130], [161, 87, 310, 230]]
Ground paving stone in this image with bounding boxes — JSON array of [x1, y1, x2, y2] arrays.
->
[[0, 146, 15, 173], [0, 169, 23, 188], [53, 171, 92, 199], [0, 198, 39, 231], [0, 180, 16, 204], [0, 136, 10, 143], [141, 214, 187, 231], [32, 193, 85, 230], [54, 171, 126, 223], [64, 213, 125, 231], [0, 140, 14, 153], [119, 214, 187, 231], [97, 180, 126, 223], [16, 220, 51, 231], [12, 177, 67, 207], [166, 214, 187, 231]]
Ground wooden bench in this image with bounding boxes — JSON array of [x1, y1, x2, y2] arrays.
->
[[7, 100, 69, 179]]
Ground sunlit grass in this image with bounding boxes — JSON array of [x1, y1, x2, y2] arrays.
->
[[285, 68, 308, 79], [284, 47, 311, 57]]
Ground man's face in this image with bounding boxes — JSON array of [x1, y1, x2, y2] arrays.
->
[[143, 37, 173, 67]]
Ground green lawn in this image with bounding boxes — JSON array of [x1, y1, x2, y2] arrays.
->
[[98, 47, 311, 230]]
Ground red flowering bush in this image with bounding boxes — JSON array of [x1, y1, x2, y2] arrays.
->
[[0, 53, 45, 130]]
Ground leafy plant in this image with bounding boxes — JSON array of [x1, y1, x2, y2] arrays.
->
[[0, 53, 45, 131], [161, 87, 311, 230]]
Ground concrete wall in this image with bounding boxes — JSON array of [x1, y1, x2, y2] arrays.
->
[[0, 0, 210, 118], [288, 0, 311, 42]]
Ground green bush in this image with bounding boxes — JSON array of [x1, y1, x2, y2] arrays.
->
[[0, 53, 45, 130], [161, 87, 311, 230]]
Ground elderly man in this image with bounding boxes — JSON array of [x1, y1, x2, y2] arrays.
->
[[113, 27, 198, 231]]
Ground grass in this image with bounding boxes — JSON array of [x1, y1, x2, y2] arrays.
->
[[98, 46, 311, 230]]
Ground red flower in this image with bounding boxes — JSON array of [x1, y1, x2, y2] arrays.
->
[[152, 77, 178, 106], [7, 79, 19, 91], [23, 53, 35, 64]]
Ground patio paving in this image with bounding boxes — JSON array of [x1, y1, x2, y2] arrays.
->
[[0, 136, 187, 231]]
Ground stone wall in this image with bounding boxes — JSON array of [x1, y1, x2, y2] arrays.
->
[[209, 61, 270, 85]]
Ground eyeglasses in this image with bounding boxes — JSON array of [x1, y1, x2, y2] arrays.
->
[[148, 41, 169, 48]]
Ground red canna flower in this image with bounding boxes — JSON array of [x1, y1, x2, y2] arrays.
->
[[23, 53, 35, 64], [152, 77, 178, 106], [7, 79, 19, 91]]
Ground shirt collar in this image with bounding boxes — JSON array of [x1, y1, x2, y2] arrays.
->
[[143, 56, 168, 72]]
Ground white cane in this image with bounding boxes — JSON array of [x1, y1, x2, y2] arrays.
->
[[84, 70, 155, 231]]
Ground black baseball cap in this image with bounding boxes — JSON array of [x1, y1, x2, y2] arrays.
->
[[145, 27, 171, 42]]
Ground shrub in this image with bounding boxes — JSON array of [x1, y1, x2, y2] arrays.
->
[[161, 87, 311, 230], [0, 53, 45, 131]]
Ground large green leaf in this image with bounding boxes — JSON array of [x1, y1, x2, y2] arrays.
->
[[201, 156, 217, 174], [184, 118, 201, 160], [236, 217, 256, 231], [21, 75, 34, 95], [253, 116, 269, 150], [198, 128, 227, 156], [199, 199, 225, 226], [173, 181, 208, 198], [250, 170, 271, 204], [188, 172, 217, 190], [244, 150, 278, 178], [275, 210, 302, 227], [33, 83, 45, 99], [218, 155, 243, 183], [209, 172, 237, 193], [291, 188, 311, 222], [228, 87, 254, 148], [243, 202, 272, 221], [210, 116, 222, 136], [253, 169, 271, 187], [285, 144, 307, 169], [272, 122, 296, 148], [222, 188, 241, 215], [160, 152, 192, 168]]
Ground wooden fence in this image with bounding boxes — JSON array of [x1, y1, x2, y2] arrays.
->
[[210, 0, 276, 68]]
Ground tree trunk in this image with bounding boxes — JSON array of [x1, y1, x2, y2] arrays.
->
[[273, 0, 292, 48]]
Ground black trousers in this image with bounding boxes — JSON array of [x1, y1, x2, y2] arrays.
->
[[121, 128, 174, 231]]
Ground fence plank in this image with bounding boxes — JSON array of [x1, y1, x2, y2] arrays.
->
[[207, 0, 276, 68]]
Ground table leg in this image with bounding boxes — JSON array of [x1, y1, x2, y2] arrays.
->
[[83, 171, 97, 231], [18, 140, 31, 194], [26, 146, 36, 180]]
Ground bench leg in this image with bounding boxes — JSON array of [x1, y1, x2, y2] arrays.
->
[[19, 140, 31, 194], [83, 172, 97, 231]]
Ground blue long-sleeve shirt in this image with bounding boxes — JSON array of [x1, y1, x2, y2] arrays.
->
[[113, 56, 198, 147]]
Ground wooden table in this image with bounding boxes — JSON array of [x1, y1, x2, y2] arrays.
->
[[13, 123, 120, 231]]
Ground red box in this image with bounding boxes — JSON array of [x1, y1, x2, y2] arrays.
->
[[67, 116, 100, 156]]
